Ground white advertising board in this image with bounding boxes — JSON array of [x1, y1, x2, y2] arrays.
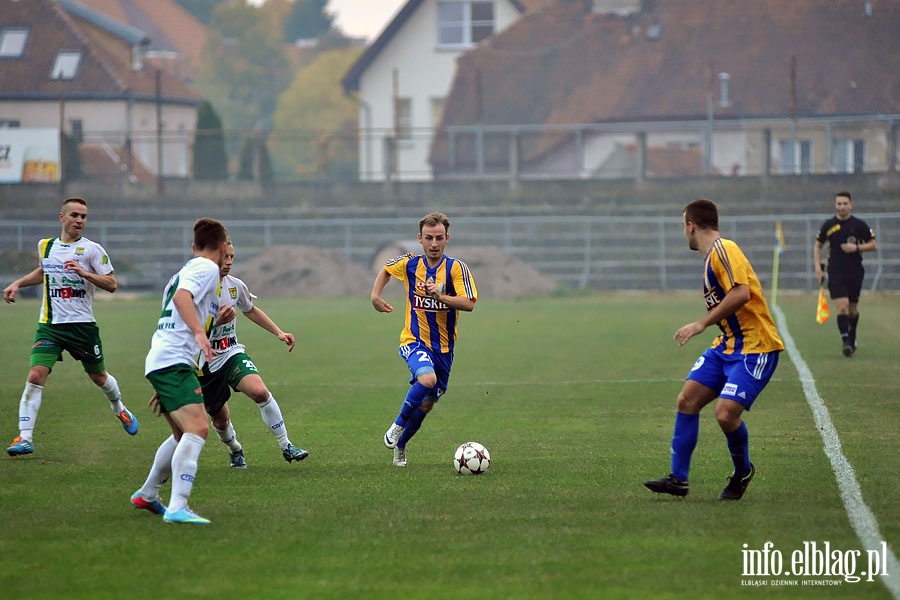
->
[[0, 128, 60, 184]]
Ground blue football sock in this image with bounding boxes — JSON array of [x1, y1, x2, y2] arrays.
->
[[725, 421, 751, 477], [397, 407, 428, 449], [671, 412, 700, 482], [395, 382, 431, 428]]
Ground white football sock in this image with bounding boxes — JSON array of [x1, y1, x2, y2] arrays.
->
[[258, 395, 290, 448], [214, 421, 242, 452], [168, 433, 205, 513], [138, 435, 177, 500], [18, 382, 43, 441], [99, 373, 125, 413]]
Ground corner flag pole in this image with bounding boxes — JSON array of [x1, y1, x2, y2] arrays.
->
[[771, 221, 785, 307]]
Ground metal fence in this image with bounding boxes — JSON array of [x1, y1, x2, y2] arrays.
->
[[57, 113, 900, 183], [2, 214, 898, 294]]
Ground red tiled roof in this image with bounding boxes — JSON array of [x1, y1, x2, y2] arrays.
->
[[0, 0, 199, 102], [442, 0, 900, 128], [76, 0, 209, 77], [79, 143, 154, 181], [602, 143, 719, 178]]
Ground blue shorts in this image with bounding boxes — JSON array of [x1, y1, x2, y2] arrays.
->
[[399, 342, 452, 401], [686, 347, 780, 410]]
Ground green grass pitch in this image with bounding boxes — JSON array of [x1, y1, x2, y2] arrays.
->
[[1, 293, 898, 599]]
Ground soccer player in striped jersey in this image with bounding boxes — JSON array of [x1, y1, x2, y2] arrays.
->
[[645, 198, 783, 500], [371, 212, 478, 467], [4, 197, 139, 457]]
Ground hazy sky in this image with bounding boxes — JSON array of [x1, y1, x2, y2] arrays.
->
[[328, 0, 407, 40]]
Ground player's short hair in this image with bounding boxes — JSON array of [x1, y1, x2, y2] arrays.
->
[[419, 212, 450, 233], [836, 190, 852, 202], [193, 218, 228, 250], [684, 198, 719, 231], [61, 196, 87, 212]]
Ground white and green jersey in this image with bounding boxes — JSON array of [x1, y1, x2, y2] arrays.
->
[[145, 256, 221, 375], [206, 274, 255, 373], [36, 236, 114, 324]]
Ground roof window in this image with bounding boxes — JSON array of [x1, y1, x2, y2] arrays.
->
[[51, 50, 82, 80], [0, 28, 29, 57]]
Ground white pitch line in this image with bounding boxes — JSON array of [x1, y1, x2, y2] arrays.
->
[[774, 305, 900, 597]]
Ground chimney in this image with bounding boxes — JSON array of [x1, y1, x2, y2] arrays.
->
[[718, 72, 732, 108], [591, 0, 641, 16]]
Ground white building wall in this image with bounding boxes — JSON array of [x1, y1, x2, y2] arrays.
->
[[0, 99, 196, 177], [356, 0, 523, 181]]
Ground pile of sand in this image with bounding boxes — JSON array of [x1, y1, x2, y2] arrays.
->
[[238, 245, 371, 298], [237, 244, 557, 299]]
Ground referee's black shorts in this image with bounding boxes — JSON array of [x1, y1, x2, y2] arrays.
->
[[827, 269, 864, 302]]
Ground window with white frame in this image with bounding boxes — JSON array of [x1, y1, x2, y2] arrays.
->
[[832, 138, 865, 173], [438, 2, 495, 48], [779, 139, 812, 174], [50, 50, 82, 80], [0, 28, 28, 57]]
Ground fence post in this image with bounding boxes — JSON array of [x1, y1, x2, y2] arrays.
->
[[508, 129, 520, 192]]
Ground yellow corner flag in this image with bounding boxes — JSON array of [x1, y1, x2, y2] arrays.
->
[[770, 221, 786, 306], [816, 285, 830, 324]]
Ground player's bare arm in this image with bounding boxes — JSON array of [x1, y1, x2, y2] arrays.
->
[[425, 280, 475, 312], [3, 267, 45, 303], [674, 284, 750, 346], [813, 242, 825, 284], [215, 304, 237, 327], [840, 239, 877, 254], [371, 269, 393, 313], [244, 306, 295, 352], [148, 392, 163, 416], [173, 288, 215, 363], [65, 261, 117, 293]]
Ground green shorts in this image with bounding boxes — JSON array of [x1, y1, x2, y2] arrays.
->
[[146, 364, 204, 414], [30, 322, 106, 374], [199, 352, 259, 416]]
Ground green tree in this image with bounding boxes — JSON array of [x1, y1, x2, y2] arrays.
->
[[61, 133, 86, 180], [284, 0, 333, 42], [193, 100, 228, 180], [195, 1, 291, 131], [175, 0, 223, 24], [238, 135, 273, 182], [270, 47, 362, 180]]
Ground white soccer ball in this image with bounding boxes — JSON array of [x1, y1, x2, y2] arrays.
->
[[454, 442, 491, 475]]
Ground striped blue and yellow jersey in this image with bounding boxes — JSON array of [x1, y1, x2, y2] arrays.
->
[[384, 253, 478, 353], [703, 238, 784, 355]]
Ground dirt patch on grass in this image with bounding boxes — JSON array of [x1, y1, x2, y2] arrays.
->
[[236, 244, 557, 299]]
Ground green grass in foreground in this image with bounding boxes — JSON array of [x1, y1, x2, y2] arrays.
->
[[0, 293, 897, 599]]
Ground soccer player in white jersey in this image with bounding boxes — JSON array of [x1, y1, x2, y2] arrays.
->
[[130, 217, 228, 525], [200, 240, 308, 468], [4, 197, 139, 457]]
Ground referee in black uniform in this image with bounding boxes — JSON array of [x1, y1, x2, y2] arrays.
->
[[813, 191, 877, 356]]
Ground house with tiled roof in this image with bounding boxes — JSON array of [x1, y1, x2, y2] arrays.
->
[[341, 0, 545, 181], [431, 0, 900, 180], [0, 0, 202, 181], [75, 0, 209, 83]]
